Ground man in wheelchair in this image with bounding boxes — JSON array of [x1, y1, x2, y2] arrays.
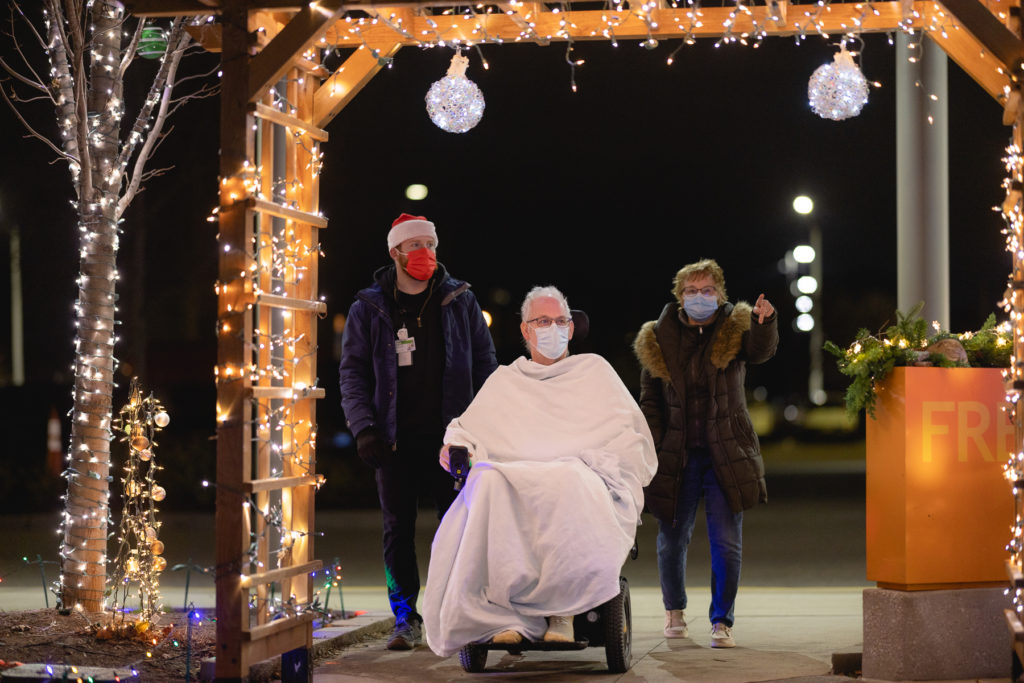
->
[[422, 285, 657, 658]]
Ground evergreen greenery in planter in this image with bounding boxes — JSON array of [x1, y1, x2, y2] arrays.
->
[[823, 303, 1011, 418]]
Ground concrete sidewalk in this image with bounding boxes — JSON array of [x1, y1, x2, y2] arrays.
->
[[309, 585, 866, 682], [0, 497, 1011, 681]]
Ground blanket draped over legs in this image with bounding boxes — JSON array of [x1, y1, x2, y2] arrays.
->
[[423, 354, 657, 657]]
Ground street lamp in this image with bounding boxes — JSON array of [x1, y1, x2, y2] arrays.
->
[[791, 195, 825, 406], [793, 195, 814, 216], [405, 183, 429, 201]]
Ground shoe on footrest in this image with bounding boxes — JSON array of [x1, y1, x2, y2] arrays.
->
[[543, 615, 574, 643], [491, 629, 523, 644], [664, 609, 688, 638]]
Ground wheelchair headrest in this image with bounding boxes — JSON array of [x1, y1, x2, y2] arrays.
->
[[570, 309, 589, 344]]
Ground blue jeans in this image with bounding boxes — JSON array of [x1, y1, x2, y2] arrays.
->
[[656, 448, 743, 627]]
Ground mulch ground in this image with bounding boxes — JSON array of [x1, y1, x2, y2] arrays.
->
[[0, 608, 218, 682]]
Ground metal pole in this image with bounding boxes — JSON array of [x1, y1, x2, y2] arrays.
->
[[10, 226, 23, 386], [809, 224, 824, 405], [896, 33, 950, 327]]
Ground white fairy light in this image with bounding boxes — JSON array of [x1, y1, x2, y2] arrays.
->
[[426, 50, 485, 133], [808, 42, 870, 121]]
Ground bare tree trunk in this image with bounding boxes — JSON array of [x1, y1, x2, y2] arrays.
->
[[60, 0, 122, 613]]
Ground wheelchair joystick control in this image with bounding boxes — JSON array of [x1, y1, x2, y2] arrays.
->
[[449, 445, 471, 491]]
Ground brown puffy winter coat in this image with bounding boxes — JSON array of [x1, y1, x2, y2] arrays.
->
[[633, 301, 778, 521]]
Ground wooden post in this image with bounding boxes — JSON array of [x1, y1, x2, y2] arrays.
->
[[215, 7, 326, 679], [1005, 76, 1024, 673], [216, 1, 254, 678]]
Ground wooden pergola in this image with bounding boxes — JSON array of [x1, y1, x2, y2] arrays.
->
[[129, 0, 1024, 679]]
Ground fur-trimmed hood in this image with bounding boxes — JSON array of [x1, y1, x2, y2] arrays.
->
[[633, 301, 752, 379]]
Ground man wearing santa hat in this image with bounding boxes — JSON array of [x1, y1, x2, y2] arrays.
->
[[340, 213, 497, 650]]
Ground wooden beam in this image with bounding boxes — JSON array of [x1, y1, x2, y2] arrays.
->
[[244, 612, 315, 642], [249, 197, 329, 227], [241, 559, 323, 587], [243, 474, 319, 493], [255, 291, 329, 313], [942, 0, 1024, 75], [126, 0, 302, 16], [322, 2, 931, 48], [249, 386, 326, 399], [313, 42, 403, 127], [249, 1, 347, 101], [251, 102, 330, 141], [928, 19, 1012, 100]]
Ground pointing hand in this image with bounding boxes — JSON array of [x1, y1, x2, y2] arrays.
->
[[754, 293, 774, 324]]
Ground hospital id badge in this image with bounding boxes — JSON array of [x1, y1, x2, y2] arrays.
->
[[396, 326, 416, 366]]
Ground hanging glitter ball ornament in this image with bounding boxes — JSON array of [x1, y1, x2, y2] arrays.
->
[[426, 51, 485, 133], [808, 43, 869, 121]]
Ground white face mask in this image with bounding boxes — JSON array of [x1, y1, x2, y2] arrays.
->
[[532, 325, 570, 360]]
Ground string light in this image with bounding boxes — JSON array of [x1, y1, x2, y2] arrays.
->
[[426, 50, 485, 133], [808, 42, 870, 121], [1001, 129, 1024, 626], [106, 378, 169, 627]]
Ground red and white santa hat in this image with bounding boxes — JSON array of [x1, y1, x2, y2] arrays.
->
[[388, 213, 438, 250]]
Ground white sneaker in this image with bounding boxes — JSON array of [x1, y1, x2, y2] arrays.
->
[[543, 615, 574, 642], [664, 609, 688, 638], [710, 622, 735, 648]]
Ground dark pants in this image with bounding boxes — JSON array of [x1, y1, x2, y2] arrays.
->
[[375, 431, 458, 624]]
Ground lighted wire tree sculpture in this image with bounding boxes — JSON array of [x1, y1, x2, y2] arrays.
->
[[107, 378, 170, 626]]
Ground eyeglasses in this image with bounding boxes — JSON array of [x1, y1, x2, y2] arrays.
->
[[682, 286, 718, 298], [526, 317, 572, 328]]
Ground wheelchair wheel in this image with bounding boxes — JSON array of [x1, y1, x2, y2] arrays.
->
[[603, 577, 631, 673], [459, 644, 487, 673]]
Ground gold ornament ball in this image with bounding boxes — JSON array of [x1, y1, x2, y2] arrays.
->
[[154, 411, 170, 427], [131, 435, 151, 451], [145, 526, 157, 539], [150, 539, 165, 555], [139, 448, 153, 462], [152, 556, 167, 572], [151, 485, 166, 502]]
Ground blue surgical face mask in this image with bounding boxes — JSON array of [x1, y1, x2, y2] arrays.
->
[[683, 293, 719, 321], [533, 324, 570, 360]]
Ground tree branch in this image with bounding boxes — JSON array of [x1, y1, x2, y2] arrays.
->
[[0, 56, 50, 96], [43, 0, 83, 196], [7, 11, 54, 97], [71, 18, 93, 203], [119, 19, 143, 80], [0, 80, 77, 163], [12, 1, 53, 53], [116, 18, 192, 218], [139, 164, 174, 183]]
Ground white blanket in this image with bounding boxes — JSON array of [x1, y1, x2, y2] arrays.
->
[[423, 354, 657, 657]]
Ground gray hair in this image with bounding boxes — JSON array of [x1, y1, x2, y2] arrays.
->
[[520, 285, 570, 321]]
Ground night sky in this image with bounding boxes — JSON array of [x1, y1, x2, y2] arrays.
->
[[0, 27, 1011, 460]]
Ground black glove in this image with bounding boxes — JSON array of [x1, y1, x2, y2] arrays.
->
[[356, 427, 391, 468]]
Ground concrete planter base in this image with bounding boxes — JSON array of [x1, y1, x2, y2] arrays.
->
[[862, 586, 1011, 680]]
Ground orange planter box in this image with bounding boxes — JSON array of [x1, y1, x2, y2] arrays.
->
[[866, 367, 1013, 589]]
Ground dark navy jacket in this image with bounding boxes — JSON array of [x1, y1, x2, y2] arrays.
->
[[338, 264, 498, 446]]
